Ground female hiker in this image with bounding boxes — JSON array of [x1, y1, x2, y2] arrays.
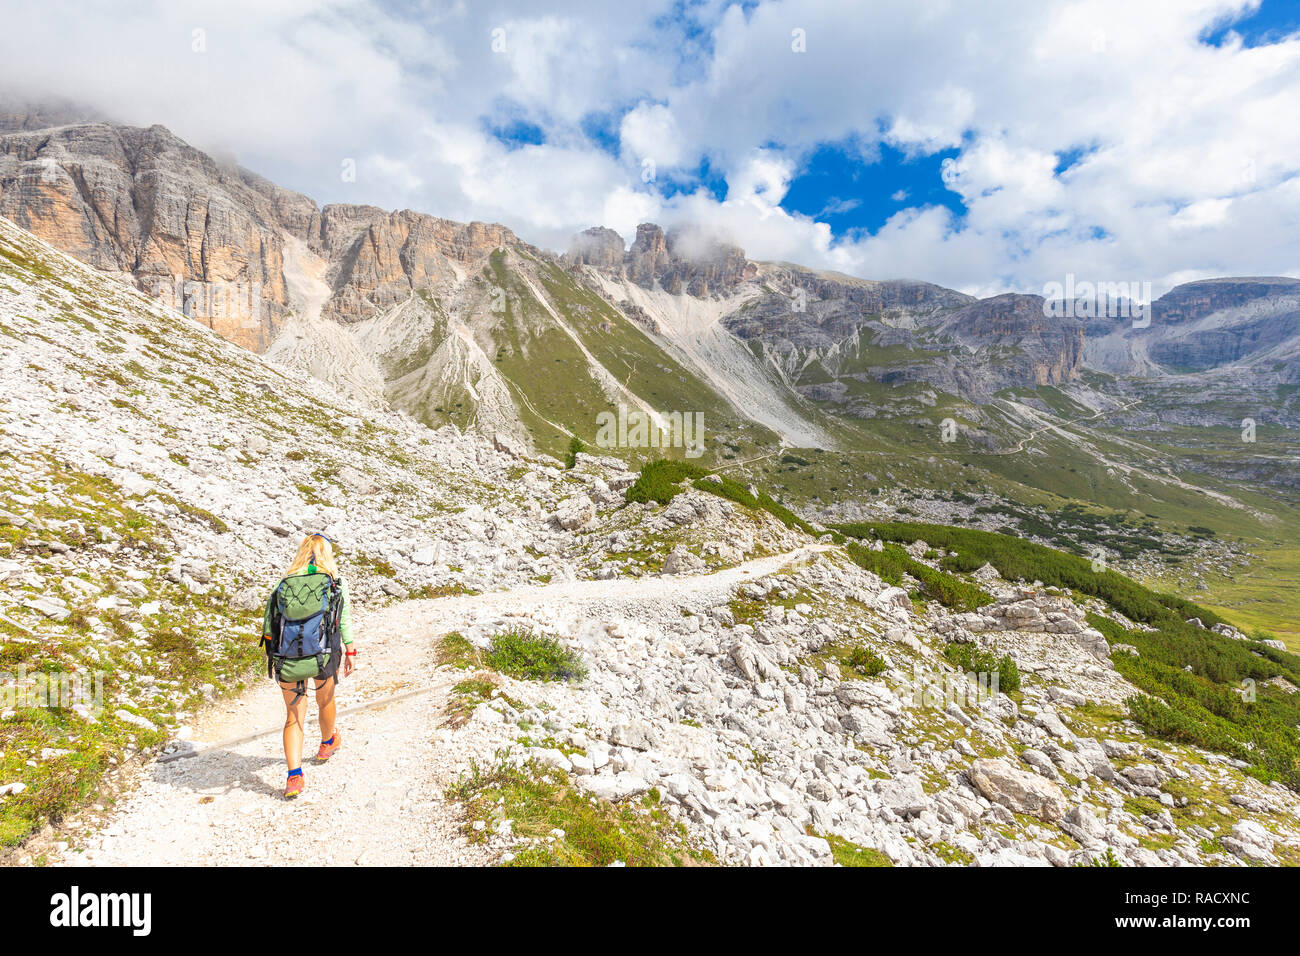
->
[[260, 532, 357, 798]]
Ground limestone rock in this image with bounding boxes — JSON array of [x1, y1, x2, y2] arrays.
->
[[968, 758, 1068, 821]]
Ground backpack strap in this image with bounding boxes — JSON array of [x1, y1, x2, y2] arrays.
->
[[264, 579, 285, 681], [327, 611, 344, 685], [319, 577, 332, 618]]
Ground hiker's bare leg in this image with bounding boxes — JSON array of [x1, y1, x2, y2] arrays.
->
[[315, 677, 337, 743], [280, 684, 308, 770]]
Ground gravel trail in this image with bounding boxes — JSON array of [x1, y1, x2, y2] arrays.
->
[[66, 546, 826, 867]]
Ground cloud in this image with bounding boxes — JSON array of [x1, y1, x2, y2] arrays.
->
[[1, 0, 1299, 296], [820, 197, 863, 216], [619, 103, 685, 168]]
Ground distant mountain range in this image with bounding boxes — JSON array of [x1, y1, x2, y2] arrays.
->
[[2, 108, 1297, 502]]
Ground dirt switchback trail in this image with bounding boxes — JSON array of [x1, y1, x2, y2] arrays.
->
[[66, 547, 826, 867]]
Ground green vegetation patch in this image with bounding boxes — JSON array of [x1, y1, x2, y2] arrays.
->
[[811, 830, 893, 867], [484, 627, 587, 682], [625, 459, 818, 535], [845, 541, 993, 612], [838, 521, 1300, 789], [436, 632, 481, 670], [1092, 614, 1300, 788], [564, 435, 586, 470], [942, 643, 1021, 694], [845, 646, 888, 677], [447, 759, 714, 866], [838, 520, 1225, 630]]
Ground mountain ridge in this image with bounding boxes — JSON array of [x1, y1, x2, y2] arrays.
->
[[2, 116, 1298, 550]]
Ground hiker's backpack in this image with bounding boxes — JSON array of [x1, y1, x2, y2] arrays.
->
[[264, 571, 343, 698]]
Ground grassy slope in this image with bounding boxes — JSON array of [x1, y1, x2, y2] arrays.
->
[[487, 251, 779, 461]]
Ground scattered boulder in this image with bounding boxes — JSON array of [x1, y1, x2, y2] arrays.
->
[[1121, 764, 1165, 789], [663, 545, 705, 575], [968, 758, 1068, 821], [875, 775, 928, 817], [554, 495, 596, 531], [1059, 804, 1107, 844]]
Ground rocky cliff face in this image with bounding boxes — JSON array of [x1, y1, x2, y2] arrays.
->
[[1152, 277, 1300, 326], [1081, 276, 1300, 399], [1145, 278, 1300, 373], [0, 118, 536, 354], [718, 282, 1080, 402], [318, 207, 524, 324], [722, 270, 974, 348], [568, 222, 757, 296], [566, 225, 625, 273], [941, 293, 1085, 386], [0, 122, 318, 350]]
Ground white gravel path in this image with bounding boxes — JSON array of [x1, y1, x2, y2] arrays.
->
[[61, 547, 826, 867]]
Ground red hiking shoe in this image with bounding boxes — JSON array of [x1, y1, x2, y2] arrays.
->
[[316, 731, 342, 762], [285, 772, 305, 799]]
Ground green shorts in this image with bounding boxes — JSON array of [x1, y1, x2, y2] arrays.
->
[[278, 653, 330, 683]]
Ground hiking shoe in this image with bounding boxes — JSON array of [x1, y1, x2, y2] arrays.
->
[[285, 773, 305, 799], [316, 731, 342, 762]]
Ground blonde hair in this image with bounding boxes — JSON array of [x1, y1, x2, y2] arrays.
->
[[285, 533, 339, 580]]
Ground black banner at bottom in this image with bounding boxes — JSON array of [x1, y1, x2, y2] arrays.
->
[[0, 864, 1271, 940]]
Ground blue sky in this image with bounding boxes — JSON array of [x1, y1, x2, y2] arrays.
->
[[4, 0, 1300, 297], [1200, 0, 1300, 46], [777, 141, 965, 238]]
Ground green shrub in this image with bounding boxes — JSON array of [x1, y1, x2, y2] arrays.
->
[[623, 459, 818, 535], [845, 542, 992, 612], [943, 644, 1019, 694], [624, 459, 706, 504], [1094, 613, 1300, 788], [485, 627, 587, 682], [998, 653, 1021, 694], [835, 521, 1300, 788], [846, 646, 887, 676], [436, 632, 480, 669], [845, 541, 910, 586], [564, 435, 587, 470], [837, 520, 1227, 630]]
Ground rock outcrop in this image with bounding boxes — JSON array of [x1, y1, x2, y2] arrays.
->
[[968, 759, 1069, 821], [0, 122, 318, 350], [318, 208, 524, 323], [568, 222, 757, 296]]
